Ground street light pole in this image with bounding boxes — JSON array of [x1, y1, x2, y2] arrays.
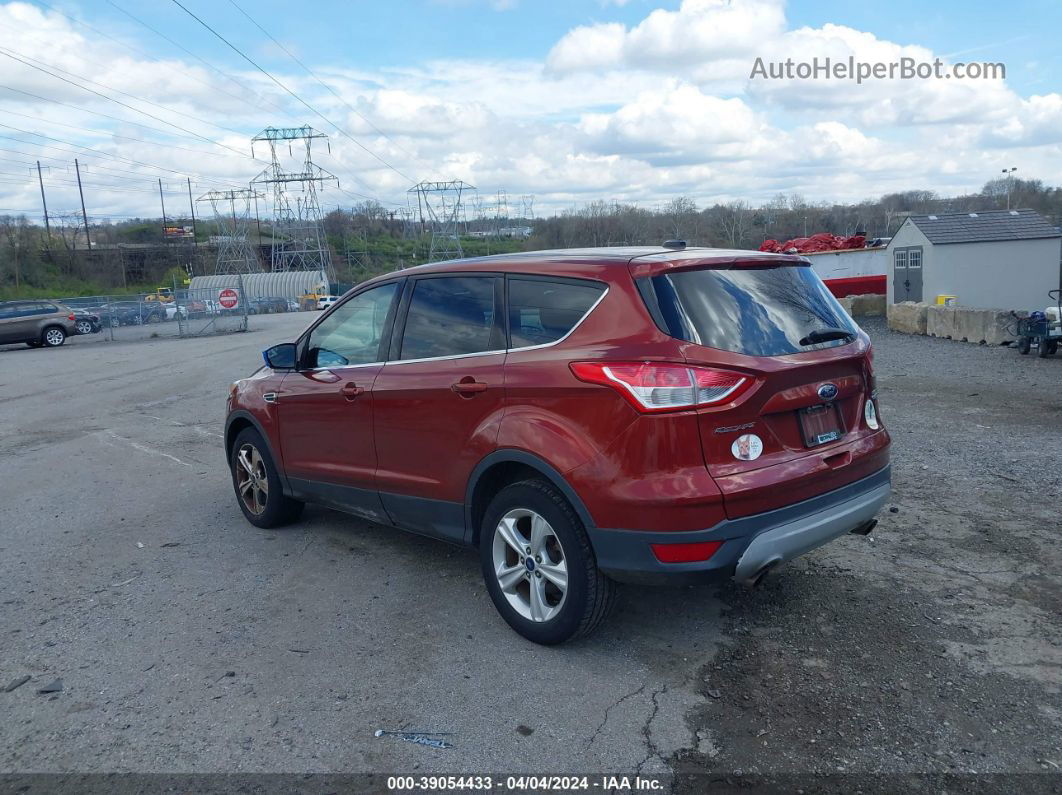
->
[[1002, 167, 1017, 210]]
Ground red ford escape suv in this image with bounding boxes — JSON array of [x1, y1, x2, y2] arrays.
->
[[225, 245, 890, 644]]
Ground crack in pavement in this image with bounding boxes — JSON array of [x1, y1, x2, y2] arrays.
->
[[583, 682, 648, 752], [635, 683, 668, 776]]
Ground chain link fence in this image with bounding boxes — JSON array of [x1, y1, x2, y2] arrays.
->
[[173, 275, 249, 338], [49, 274, 314, 345]]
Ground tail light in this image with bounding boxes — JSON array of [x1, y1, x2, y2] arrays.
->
[[68, 313, 76, 322], [569, 361, 752, 413]]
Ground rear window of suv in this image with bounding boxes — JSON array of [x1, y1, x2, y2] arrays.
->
[[638, 264, 858, 356]]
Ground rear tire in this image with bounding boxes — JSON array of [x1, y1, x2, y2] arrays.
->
[[1037, 337, 1051, 358], [479, 479, 616, 645], [1018, 336, 1031, 355], [230, 427, 304, 528], [41, 326, 66, 347]]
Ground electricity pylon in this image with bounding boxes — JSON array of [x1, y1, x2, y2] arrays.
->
[[197, 189, 263, 275], [408, 180, 473, 262], [252, 126, 336, 280]]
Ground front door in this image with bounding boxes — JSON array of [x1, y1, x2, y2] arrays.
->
[[906, 248, 923, 302], [277, 281, 400, 522], [893, 250, 908, 302], [893, 247, 923, 302], [372, 274, 506, 542]]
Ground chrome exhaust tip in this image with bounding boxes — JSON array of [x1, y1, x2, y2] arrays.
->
[[850, 518, 878, 536], [740, 561, 777, 589]]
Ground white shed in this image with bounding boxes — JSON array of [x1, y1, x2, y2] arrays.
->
[[886, 209, 1061, 310]]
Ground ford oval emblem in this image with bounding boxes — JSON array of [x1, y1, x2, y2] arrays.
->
[[817, 383, 839, 401]]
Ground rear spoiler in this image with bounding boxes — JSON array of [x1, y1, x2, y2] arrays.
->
[[628, 253, 810, 279]]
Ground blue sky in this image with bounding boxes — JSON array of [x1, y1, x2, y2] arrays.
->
[[1, 0, 1059, 219], [80, 0, 1057, 93]]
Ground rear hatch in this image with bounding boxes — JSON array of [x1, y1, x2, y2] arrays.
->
[[635, 258, 888, 519]]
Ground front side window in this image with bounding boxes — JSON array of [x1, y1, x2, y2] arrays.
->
[[507, 278, 604, 348], [399, 276, 499, 360], [305, 282, 398, 368], [639, 264, 859, 356]]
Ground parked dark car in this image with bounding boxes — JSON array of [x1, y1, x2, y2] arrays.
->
[[225, 246, 891, 644], [101, 301, 166, 327], [71, 308, 102, 335], [249, 297, 289, 315], [0, 300, 78, 347]]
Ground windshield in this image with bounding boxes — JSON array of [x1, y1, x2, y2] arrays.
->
[[639, 264, 858, 356]]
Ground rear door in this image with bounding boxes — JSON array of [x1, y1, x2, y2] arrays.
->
[[638, 262, 888, 518], [372, 274, 506, 542]]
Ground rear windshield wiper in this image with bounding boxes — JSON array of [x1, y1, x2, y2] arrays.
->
[[799, 327, 855, 346]]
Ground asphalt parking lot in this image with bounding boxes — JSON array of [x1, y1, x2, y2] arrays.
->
[[1, 313, 1060, 787]]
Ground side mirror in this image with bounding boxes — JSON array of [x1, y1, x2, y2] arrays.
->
[[263, 342, 297, 370]]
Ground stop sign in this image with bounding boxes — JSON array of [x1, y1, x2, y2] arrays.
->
[[218, 288, 239, 310]]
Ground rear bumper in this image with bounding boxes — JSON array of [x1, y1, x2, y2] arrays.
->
[[587, 465, 890, 585]]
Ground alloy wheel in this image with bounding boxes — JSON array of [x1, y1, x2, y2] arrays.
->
[[492, 508, 568, 622], [44, 328, 64, 346], [76, 321, 92, 335], [235, 443, 269, 515]]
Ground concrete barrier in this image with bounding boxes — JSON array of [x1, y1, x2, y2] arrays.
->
[[887, 301, 929, 335], [839, 293, 886, 318], [926, 306, 1024, 345]]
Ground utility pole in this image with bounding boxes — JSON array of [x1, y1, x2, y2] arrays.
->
[[36, 161, 51, 247], [186, 177, 198, 247], [74, 158, 91, 250], [159, 178, 168, 231]]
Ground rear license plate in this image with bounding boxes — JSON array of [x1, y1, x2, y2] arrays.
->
[[799, 403, 844, 447]]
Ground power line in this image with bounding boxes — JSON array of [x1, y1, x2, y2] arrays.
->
[[0, 84, 254, 168], [0, 106, 257, 166], [0, 52, 257, 161], [0, 123, 240, 187], [226, 0, 437, 178], [34, 0, 289, 124], [106, 0, 298, 123], [0, 43, 257, 143], [169, 0, 416, 187]]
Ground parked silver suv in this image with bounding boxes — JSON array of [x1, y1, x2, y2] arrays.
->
[[0, 301, 78, 348]]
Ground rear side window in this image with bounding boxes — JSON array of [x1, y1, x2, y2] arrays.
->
[[399, 276, 500, 360], [639, 265, 858, 356], [507, 278, 604, 348]]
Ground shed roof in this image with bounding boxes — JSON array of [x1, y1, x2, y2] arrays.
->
[[906, 208, 1060, 245]]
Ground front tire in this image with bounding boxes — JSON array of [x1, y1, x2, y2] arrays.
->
[[479, 479, 615, 645], [75, 320, 93, 335], [230, 427, 304, 528]]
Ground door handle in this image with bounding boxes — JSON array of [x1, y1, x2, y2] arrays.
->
[[451, 380, 488, 395], [340, 382, 365, 400]]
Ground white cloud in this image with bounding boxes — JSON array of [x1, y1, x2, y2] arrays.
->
[[0, 0, 1060, 220]]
